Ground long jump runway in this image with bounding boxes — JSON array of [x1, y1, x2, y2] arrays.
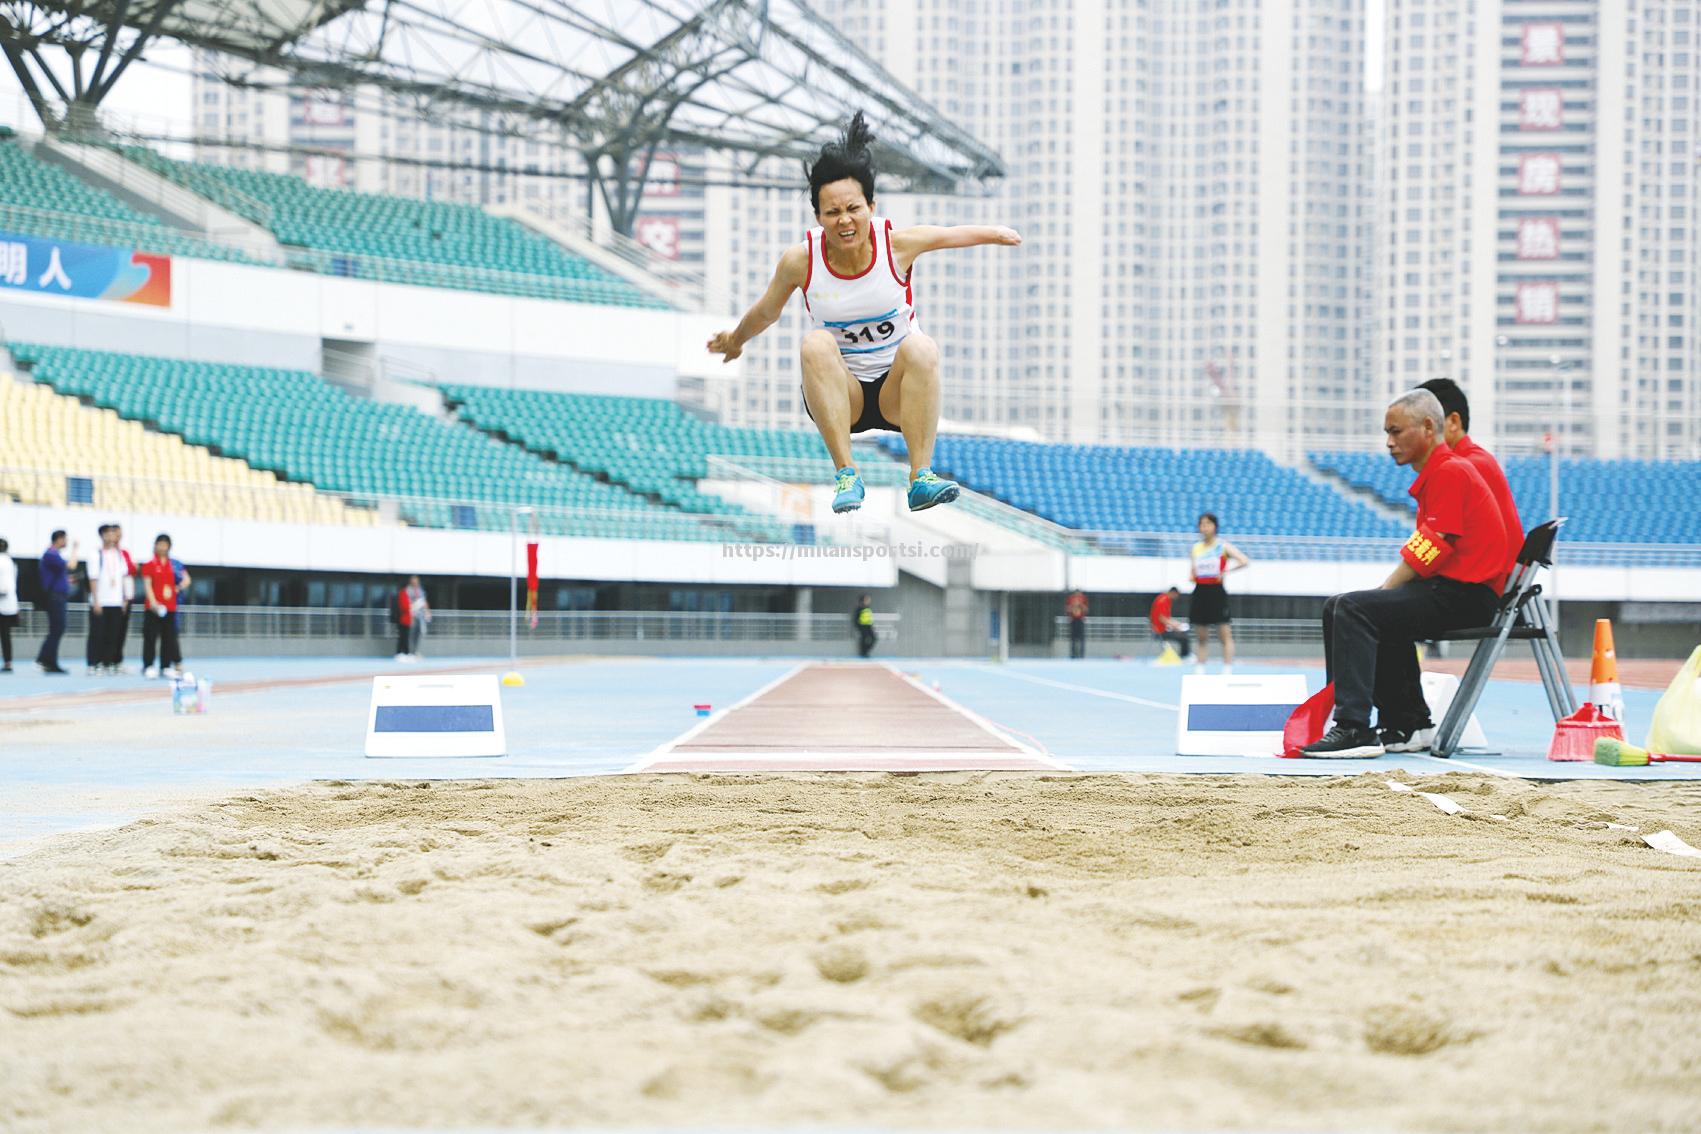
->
[[630, 663, 1061, 773]]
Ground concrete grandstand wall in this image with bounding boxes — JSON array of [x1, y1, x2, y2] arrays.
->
[[0, 254, 731, 398]]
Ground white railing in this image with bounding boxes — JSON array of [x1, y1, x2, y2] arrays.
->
[[1054, 615, 1324, 645], [11, 604, 899, 645]]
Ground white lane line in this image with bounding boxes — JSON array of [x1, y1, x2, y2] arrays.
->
[[624, 663, 806, 773], [968, 666, 1180, 712], [886, 664, 1070, 770]]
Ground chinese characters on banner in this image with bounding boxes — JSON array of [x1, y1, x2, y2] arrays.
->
[[633, 215, 682, 261], [1517, 217, 1561, 260], [1515, 21, 1565, 324], [1518, 153, 1562, 195], [1517, 282, 1560, 325], [1521, 88, 1563, 130], [0, 231, 171, 306], [1522, 23, 1565, 66]]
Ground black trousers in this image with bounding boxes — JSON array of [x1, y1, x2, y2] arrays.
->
[[142, 611, 182, 669], [1323, 577, 1498, 730], [1069, 618, 1086, 658], [857, 626, 876, 658], [0, 613, 15, 665], [36, 596, 66, 669], [397, 621, 411, 656], [1153, 629, 1191, 657], [92, 608, 127, 666]]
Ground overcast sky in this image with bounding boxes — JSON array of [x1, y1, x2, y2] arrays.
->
[[1, 2, 1388, 137]]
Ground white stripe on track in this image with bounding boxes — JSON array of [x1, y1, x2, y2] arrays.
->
[[969, 666, 1180, 712]]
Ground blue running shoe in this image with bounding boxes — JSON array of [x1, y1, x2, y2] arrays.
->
[[831, 466, 866, 513], [907, 467, 960, 511]]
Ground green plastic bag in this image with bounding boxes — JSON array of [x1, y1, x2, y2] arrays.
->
[[1647, 645, 1701, 756]]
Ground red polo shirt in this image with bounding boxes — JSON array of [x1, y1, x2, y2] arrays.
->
[[1453, 434, 1523, 581], [140, 557, 179, 613], [1405, 442, 1508, 587], [1149, 593, 1173, 634]]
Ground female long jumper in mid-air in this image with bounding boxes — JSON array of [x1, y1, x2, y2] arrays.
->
[[706, 112, 1022, 513]]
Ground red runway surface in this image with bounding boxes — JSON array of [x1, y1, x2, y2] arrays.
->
[[633, 662, 1058, 773]]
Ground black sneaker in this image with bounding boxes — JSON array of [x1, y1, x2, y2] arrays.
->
[[42, 666, 69, 675], [1300, 725, 1386, 759], [1380, 725, 1436, 753]]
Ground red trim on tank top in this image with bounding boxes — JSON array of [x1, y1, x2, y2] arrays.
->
[[822, 222, 878, 280], [802, 231, 814, 311], [884, 219, 912, 286]]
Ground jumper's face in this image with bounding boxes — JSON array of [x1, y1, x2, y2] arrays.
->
[[154, 539, 170, 559], [816, 180, 871, 253], [1197, 516, 1217, 541], [1385, 407, 1432, 467]]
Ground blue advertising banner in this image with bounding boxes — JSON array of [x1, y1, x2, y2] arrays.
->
[[0, 230, 172, 306]]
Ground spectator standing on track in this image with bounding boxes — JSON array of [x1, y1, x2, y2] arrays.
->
[[140, 533, 190, 679], [392, 578, 413, 662], [1065, 589, 1089, 659], [0, 537, 17, 673], [89, 523, 137, 675], [855, 594, 876, 658], [1302, 389, 1510, 759], [405, 576, 431, 659], [35, 529, 75, 675], [1188, 512, 1250, 673], [1149, 586, 1192, 660]]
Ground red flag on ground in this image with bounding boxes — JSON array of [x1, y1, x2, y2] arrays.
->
[[1281, 682, 1336, 758], [525, 542, 540, 630]]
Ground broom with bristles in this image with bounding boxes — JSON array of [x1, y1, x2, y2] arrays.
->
[[1593, 738, 1701, 767]]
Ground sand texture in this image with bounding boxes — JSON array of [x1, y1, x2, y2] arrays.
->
[[3, 772, 1701, 1132]]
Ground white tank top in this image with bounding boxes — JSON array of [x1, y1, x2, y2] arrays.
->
[[802, 217, 917, 382]]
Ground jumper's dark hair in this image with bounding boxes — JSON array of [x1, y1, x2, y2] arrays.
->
[[1198, 512, 1219, 531], [51, 529, 66, 543], [154, 533, 172, 549], [806, 112, 876, 213], [1417, 377, 1470, 433]]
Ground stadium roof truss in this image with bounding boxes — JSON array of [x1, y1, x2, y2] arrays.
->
[[1, 0, 1004, 230]]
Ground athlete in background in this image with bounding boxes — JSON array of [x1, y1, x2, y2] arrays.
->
[[707, 112, 1022, 514], [1188, 512, 1251, 672]]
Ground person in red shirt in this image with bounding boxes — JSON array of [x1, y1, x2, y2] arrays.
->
[[139, 533, 190, 678], [1303, 390, 1509, 758], [1148, 586, 1191, 659], [1418, 378, 1524, 585], [1065, 589, 1089, 659]]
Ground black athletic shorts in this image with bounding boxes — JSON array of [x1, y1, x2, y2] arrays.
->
[[1190, 582, 1231, 626], [802, 369, 898, 435]]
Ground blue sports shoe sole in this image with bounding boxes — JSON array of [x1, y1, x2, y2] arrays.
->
[[907, 481, 960, 512]]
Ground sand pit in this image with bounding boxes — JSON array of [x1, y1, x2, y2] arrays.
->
[[4, 772, 1701, 1132]]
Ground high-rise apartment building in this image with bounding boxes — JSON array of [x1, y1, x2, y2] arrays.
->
[[1381, 1, 1701, 459], [705, 0, 1372, 451]]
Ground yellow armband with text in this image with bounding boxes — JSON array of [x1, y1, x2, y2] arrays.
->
[[1400, 522, 1454, 577]]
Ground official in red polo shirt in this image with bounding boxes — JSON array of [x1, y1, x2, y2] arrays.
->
[[1418, 377, 1524, 585], [1303, 389, 1510, 758]]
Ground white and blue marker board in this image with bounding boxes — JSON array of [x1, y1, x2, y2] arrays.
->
[[365, 674, 507, 758], [1176, 673, 1309, 757]]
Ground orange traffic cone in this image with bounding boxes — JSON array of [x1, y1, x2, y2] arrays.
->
[[1590, 618, 1626, 725]]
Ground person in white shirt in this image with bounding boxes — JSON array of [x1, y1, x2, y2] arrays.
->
[[89, 523, 137, 675], [0, 537, 18, 674], [404, 575, 431, 660]]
